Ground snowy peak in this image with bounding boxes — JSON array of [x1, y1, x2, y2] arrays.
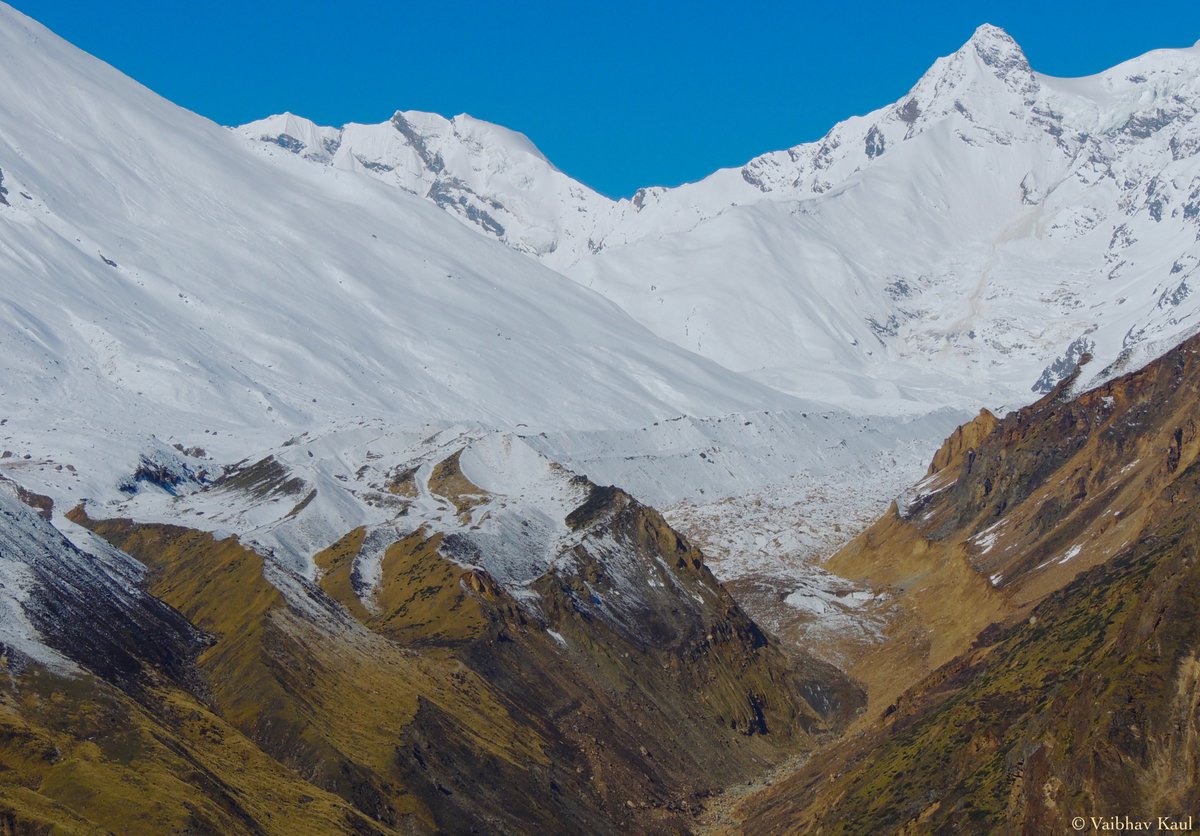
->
[[965, 23, 1030, 78], [384, 108, 551, 173], [414, 110, 550, 165], [237, 107, 610, 261], [900, 23, 1037, 126], [694, 26, 1043, 209], [239, 112, 342, 161], [925, 22, 1033, 96], [559, 29, 1200, 410]]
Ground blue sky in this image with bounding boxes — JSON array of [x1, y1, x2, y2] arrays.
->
[[11, 1, 1200, 197]]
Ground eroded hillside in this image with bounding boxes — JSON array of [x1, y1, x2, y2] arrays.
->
[[733, 334, 1200, 833], [0, 448, 859, 834]]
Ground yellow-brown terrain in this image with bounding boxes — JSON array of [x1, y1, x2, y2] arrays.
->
[[0, 457, 861, 834]]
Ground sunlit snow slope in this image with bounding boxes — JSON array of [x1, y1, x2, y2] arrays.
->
[[0, 3, 816, 501]]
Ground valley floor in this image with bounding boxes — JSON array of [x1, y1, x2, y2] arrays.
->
[[666, 445, 931, 670]]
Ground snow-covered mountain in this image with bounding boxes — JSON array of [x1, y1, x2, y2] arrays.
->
[[2, 4, 1192, 624], [6, 5, 1200, 829], [237, 110, 614, 264], [242, 25, 1200, 416]]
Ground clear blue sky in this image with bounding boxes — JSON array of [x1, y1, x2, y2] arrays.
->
[[10, 1, 1200, 197]]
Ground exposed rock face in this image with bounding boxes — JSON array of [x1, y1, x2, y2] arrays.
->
[[0, 461, 858, 833], [924, 407, 998, 476], [735, 332, 1200, 832]]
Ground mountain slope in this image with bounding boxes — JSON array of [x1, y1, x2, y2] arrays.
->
[[734, 329, 1200, 833]]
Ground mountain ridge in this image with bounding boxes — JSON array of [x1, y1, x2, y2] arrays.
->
[[239, 24, 1200, 419]]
